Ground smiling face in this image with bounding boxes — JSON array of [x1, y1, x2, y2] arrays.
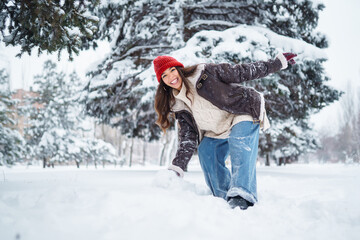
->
[[161, 67, 183, 91]]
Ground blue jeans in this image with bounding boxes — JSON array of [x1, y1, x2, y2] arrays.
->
[[198, 121, 260, 204]]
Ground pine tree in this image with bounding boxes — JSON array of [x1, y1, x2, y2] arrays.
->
[[83, 0, 342, 161], [0, 69, 25, 166], [24, 61, 118, 167], [0, 0, 100, 60], [82, 0, 184, 141], [24, 61, 78, 165]]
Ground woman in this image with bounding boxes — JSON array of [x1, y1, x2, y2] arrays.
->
[[153, 53, 296, 210]]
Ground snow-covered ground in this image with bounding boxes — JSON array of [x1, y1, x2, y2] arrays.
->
[[1, 164, 359, 240]]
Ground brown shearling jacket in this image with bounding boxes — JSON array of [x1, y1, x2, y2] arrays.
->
[[168, 55, 286, 176]]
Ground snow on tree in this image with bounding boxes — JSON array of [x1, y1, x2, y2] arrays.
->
[[80, 137, 119, 168], [0, 0, 100, 60], [83, 0, 342, 161], [24, 61, 118, 167], [81, 0, 185, 141], [0, 69, 25, 166]]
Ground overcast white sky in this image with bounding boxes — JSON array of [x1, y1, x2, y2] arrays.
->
[[317, 0, 360, 87], [0, 39, 111, 90], [0, 0, 359, 134]]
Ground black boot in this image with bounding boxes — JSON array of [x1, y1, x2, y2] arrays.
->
[[227, 196, 254, 210]]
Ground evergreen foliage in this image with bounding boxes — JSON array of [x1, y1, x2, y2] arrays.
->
[[82, 0, 186, 141], [0, 69, 25, 166], [183, 0, 328, 48], [24, 61, 118, 167], [82, 0, 341, 160], [0, 0, 100, 60]]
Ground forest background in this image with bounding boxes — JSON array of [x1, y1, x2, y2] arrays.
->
[[0, 0, 359, 168]]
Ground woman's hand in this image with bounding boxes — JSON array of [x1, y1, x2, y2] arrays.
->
[[283, 52, 297, 65]]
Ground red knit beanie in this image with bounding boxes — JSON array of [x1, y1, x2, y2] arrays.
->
[[153, 56, 184, 83]]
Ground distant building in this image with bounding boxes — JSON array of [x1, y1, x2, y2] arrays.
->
[[11, 88, 42, 135]]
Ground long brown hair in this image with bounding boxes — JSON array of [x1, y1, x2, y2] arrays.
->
[[154, 65, 198, 132]]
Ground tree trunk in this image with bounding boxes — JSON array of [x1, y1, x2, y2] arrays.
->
[[101, 123, 106, 141], [159, 133, 169, 166], [121, 138, 127, 166], [265, 153, 270, 166], [142, 141, 147, 165], [43, 157, 46, 168], [76, 161, 80, 168], [117, 133, 122, 156], [165, 131, 177, 166], [129, 137, 134, 167], [115, 129, 120, 167], [278, 157, 284, 166]]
